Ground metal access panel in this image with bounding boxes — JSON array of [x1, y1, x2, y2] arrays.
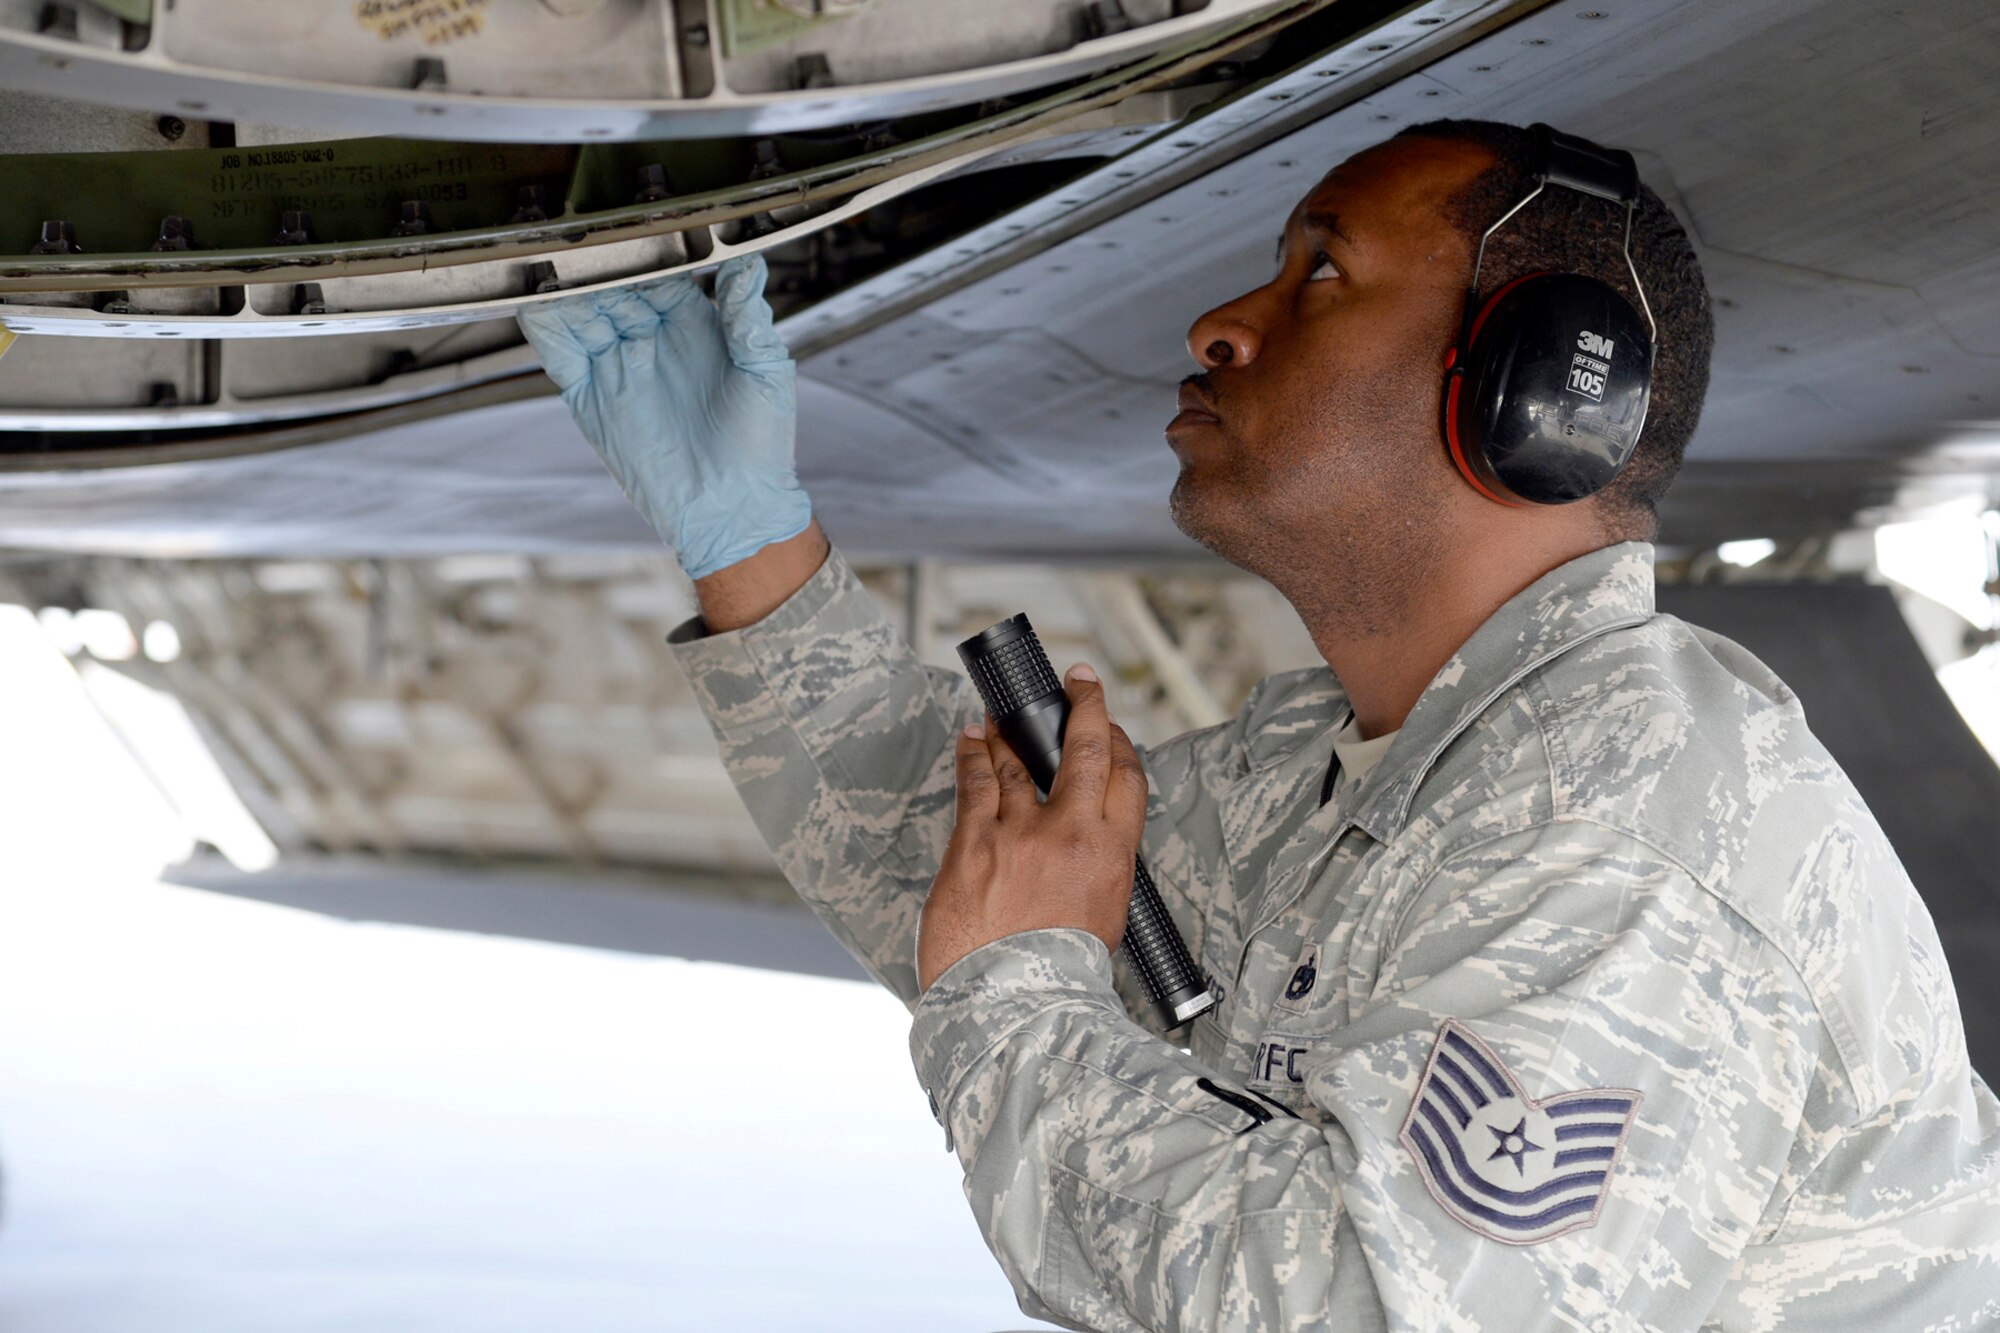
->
[[0, 0, 1298, 139], [161, 0, 683, 103], [0, 2, 1316, 338], [716, 0, 1197, 91]]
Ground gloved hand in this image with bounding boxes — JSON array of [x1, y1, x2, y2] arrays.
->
[[517, 254, 812, 580]]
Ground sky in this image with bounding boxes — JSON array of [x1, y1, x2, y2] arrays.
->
[[0, 606, 1051, 1333]]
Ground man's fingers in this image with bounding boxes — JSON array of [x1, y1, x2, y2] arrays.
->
[[516, 296, 602, 391], [1105, 722, 1150, 846], [984, 722, 1042, 819], [715, 254, 790, 369], [1048, 664, 1111, 811], [631, 273, 703, 319], [519, 284, 612, 333], [953, 724, 999, 828], [596, 289, 665, 339], [559, 310, 621, 360]]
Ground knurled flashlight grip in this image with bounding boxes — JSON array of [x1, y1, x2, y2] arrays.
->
[[957, 614, 1218, 1030]]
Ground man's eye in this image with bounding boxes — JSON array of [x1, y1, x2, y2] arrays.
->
[[1308, 251, 1340, 281]]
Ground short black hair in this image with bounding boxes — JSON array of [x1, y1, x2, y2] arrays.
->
[[1393, 119, 1714, 541]]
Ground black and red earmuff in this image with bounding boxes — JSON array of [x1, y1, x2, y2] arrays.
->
[[1441, 124, 1658, 507]]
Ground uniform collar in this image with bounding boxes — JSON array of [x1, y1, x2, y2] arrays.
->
[[1242, 543, 1657, 844], [1351, 541, 1656, 841]]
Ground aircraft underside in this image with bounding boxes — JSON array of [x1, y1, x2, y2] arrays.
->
[[0, 0, 1992, 559]]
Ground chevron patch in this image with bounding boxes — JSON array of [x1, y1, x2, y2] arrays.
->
[[1399, 1020, 1642, 1246]]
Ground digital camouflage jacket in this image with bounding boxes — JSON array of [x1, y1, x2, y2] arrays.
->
[[667, 540, 2000, 1331]]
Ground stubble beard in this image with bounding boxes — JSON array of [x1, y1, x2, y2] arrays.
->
[[1169, 423, 1454, 644]]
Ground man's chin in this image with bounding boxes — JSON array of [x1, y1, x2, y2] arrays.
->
[[1171, 469, 1302, 583], [1168, 472, 1238, 560]]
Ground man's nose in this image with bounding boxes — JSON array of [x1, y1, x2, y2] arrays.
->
[[1186, 293, 1263, 370]]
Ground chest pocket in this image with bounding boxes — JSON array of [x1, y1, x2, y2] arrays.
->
[[1250, 952, 1341, 1110], [1244, 1037, 1329, 1125], [1240, 836, 1412, 1116], [1238, 955, 1338, 1119]]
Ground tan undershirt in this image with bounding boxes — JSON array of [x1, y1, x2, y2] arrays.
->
[[1332, 710, 1401, 793]]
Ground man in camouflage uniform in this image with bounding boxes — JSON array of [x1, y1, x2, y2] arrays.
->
[[521, 120, 2000, 1329]]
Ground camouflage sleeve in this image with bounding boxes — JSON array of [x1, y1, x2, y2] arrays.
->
[[666, 544, 1244, 1022], [908, 822, 1820, 1332], [665, 545, 979, 1006]]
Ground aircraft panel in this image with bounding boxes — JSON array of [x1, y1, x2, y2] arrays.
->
[[0, 0, 1994, 556]]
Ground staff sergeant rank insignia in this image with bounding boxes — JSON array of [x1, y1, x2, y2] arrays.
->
[[1399, 1021, 1642, 1246]]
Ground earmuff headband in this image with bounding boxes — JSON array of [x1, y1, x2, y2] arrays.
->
[[1464, 124, 1657, 351], [1443, 124, 1660, 508]]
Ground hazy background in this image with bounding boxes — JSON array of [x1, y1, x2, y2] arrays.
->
[[0, 606, 1050, 1333]]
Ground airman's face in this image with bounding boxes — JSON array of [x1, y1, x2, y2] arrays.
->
[[1167, 136, 1496, 574]]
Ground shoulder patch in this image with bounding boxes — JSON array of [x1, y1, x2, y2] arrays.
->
[[1398, 1020, 1641, 1246]]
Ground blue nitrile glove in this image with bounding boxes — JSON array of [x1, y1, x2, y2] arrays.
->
[[517, 254, 812, 580]]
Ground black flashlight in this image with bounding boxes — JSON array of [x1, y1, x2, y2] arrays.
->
[[957, 614, 1218, 1030]]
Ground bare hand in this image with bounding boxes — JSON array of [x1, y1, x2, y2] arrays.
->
[[917, 665, 1150, 993]]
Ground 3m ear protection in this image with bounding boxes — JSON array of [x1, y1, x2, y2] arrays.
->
[[1442, 123, 1657, 507]]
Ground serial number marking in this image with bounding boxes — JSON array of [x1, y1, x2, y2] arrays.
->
[[354, 0, 490, 47], [203, 152, 489, 223]]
